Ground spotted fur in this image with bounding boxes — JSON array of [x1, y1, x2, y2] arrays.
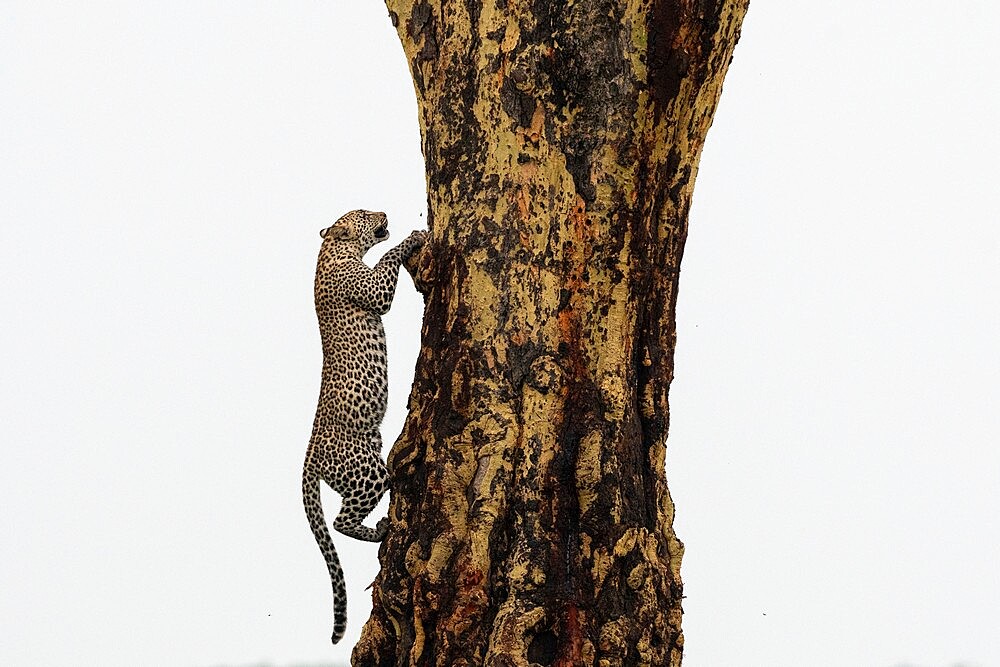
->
[[302, 209, 425, 644]]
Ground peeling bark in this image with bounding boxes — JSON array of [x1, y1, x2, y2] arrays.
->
[[354, 2, 748, 665]]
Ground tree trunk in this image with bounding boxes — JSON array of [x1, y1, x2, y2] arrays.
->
[[354, 2, 748, 665]]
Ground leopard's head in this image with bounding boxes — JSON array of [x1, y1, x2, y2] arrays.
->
[[319, 209, 390, 255]]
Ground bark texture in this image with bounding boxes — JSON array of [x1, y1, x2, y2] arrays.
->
[[354, 2, 748, 665]]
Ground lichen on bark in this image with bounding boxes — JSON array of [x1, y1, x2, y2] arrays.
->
[[353, 2, 749, 665]]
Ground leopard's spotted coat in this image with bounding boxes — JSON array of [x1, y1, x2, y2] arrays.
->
[[302, 209, 425, 644]]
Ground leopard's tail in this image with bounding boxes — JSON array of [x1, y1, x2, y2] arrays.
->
[[302, 467, 348, 644]]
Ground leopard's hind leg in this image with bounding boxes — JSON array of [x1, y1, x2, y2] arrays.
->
[[330, 432, 390, 542]]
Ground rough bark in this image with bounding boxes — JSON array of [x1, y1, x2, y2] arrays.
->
[[354, 2, 748, 665]]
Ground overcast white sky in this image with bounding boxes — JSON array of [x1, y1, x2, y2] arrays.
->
[[1, 2, 998, 666]]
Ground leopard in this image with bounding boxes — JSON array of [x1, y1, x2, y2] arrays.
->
[[302, 209, 426, 645]]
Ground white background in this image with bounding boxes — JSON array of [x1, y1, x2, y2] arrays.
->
[[2, 2, 997, 666]]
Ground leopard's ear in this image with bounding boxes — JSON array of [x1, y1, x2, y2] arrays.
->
[[320, 224, 351, 240]]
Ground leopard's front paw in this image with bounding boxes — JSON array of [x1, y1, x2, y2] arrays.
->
[[375, 517, 391, 541], [404, 229, 428, 253]]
